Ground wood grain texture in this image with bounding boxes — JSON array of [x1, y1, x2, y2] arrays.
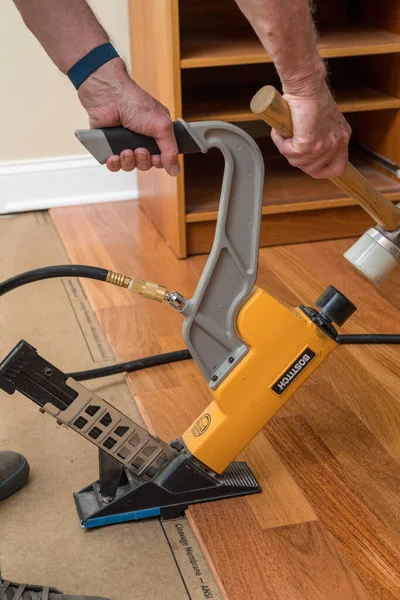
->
[[181, 60, 400, 122], [354, 0, 400, 35], [346, 54, 400, 165], [379, 266, 400, 312], [178, 0, 349, 34], [180, 25, 400, 69], [279, 376, 400, 542], [184, 80, 400, 123], [183, 143, 400, 253], [186, 205, 378, 255], [251, 86, 294, 138], [265, 241, 400, 463], [241, 434, 318, 529], [128, 0, 187, 257], [51, 200, 400, 600], [265, 417, 400, 600], [189, 500, 372, 600], [345, 5, 400, 165], [184, 150, 400, 218]]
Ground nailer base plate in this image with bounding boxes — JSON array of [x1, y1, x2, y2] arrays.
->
[[74, 458, 261, 529]]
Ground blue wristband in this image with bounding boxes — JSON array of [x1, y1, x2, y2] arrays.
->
[[68, 43, 119, 89]]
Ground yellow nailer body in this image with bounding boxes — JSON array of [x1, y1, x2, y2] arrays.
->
[[182, 287, 337, 474]]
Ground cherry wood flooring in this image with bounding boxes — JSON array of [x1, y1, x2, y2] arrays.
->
[[52, 201, 400, 600]]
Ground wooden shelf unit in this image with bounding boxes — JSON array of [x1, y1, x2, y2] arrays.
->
[[184, 150, 400, 221], [182, 77, 400, 123], [129, 0, 400, 258], [180, 25, 400, 69]]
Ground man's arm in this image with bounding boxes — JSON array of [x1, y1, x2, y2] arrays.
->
[[235, 0, 351, 178], [12, 0, 180, 176]]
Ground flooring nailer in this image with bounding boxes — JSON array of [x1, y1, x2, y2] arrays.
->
[[0, 87, 399, 528]]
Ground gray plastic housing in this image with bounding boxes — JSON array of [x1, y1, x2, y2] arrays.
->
[[179, 120, 264, 389], [75, 119, 265, 391]]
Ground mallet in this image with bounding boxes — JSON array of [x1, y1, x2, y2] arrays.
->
[[251, 86, 400, 285]]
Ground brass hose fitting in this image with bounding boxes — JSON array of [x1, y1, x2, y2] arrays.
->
[[128, 278, 167, 303], [105, 271, 131, 288], [106, 270, 172, 304]]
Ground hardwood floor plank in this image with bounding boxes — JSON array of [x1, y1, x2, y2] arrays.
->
[[132, 372, 211, 441], [261, 241, 400, 336], [51, 201, 400, 600], [378, 267, 400, 311], [280, 373, 400, 541], [341, 344, 400, 405], [327, 350, 400, 464], [276, 238, 400, 334], [188, 498, 372, 600], [265, 416, 400, 599], [96, 304, 184, 364], [81, 202, 206, 298], [52, 205, 137, 310], [241, 434, 318, 529], [262, 242, 400, 463]]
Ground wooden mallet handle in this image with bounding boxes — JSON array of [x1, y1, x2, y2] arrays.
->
[[251, 85, 400, 231]]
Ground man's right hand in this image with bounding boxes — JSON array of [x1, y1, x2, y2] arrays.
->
[[78, 58, 180, 176], [271, 79, 351, 179]]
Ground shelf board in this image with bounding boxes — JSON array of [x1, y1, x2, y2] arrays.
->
[[180, 25, 400, 69], [334, 81, 400, 113], [183, 80, 400, 123], [184, 152, 400, 223]]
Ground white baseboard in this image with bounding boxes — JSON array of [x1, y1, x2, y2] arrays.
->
[[0, 154, 138, 213]]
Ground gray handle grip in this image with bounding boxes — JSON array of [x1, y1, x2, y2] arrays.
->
[[75, 120, 201, 164]]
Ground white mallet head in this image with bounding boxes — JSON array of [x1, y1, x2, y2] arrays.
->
[[344, 226, 400, 285]]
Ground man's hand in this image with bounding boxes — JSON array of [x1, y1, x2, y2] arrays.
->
[[78, 58, 180, 176], [12, 0, 180, 177], [235, 0, 351, 179], [270, 80, 351, 179]]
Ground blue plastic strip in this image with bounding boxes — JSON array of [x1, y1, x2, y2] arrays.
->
[[82, 506, 161, 529], [68, 43, 119, 89]]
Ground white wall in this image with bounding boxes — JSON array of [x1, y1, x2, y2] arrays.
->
[[0, 1, 137, 213], [0, 0, 131, 161]]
